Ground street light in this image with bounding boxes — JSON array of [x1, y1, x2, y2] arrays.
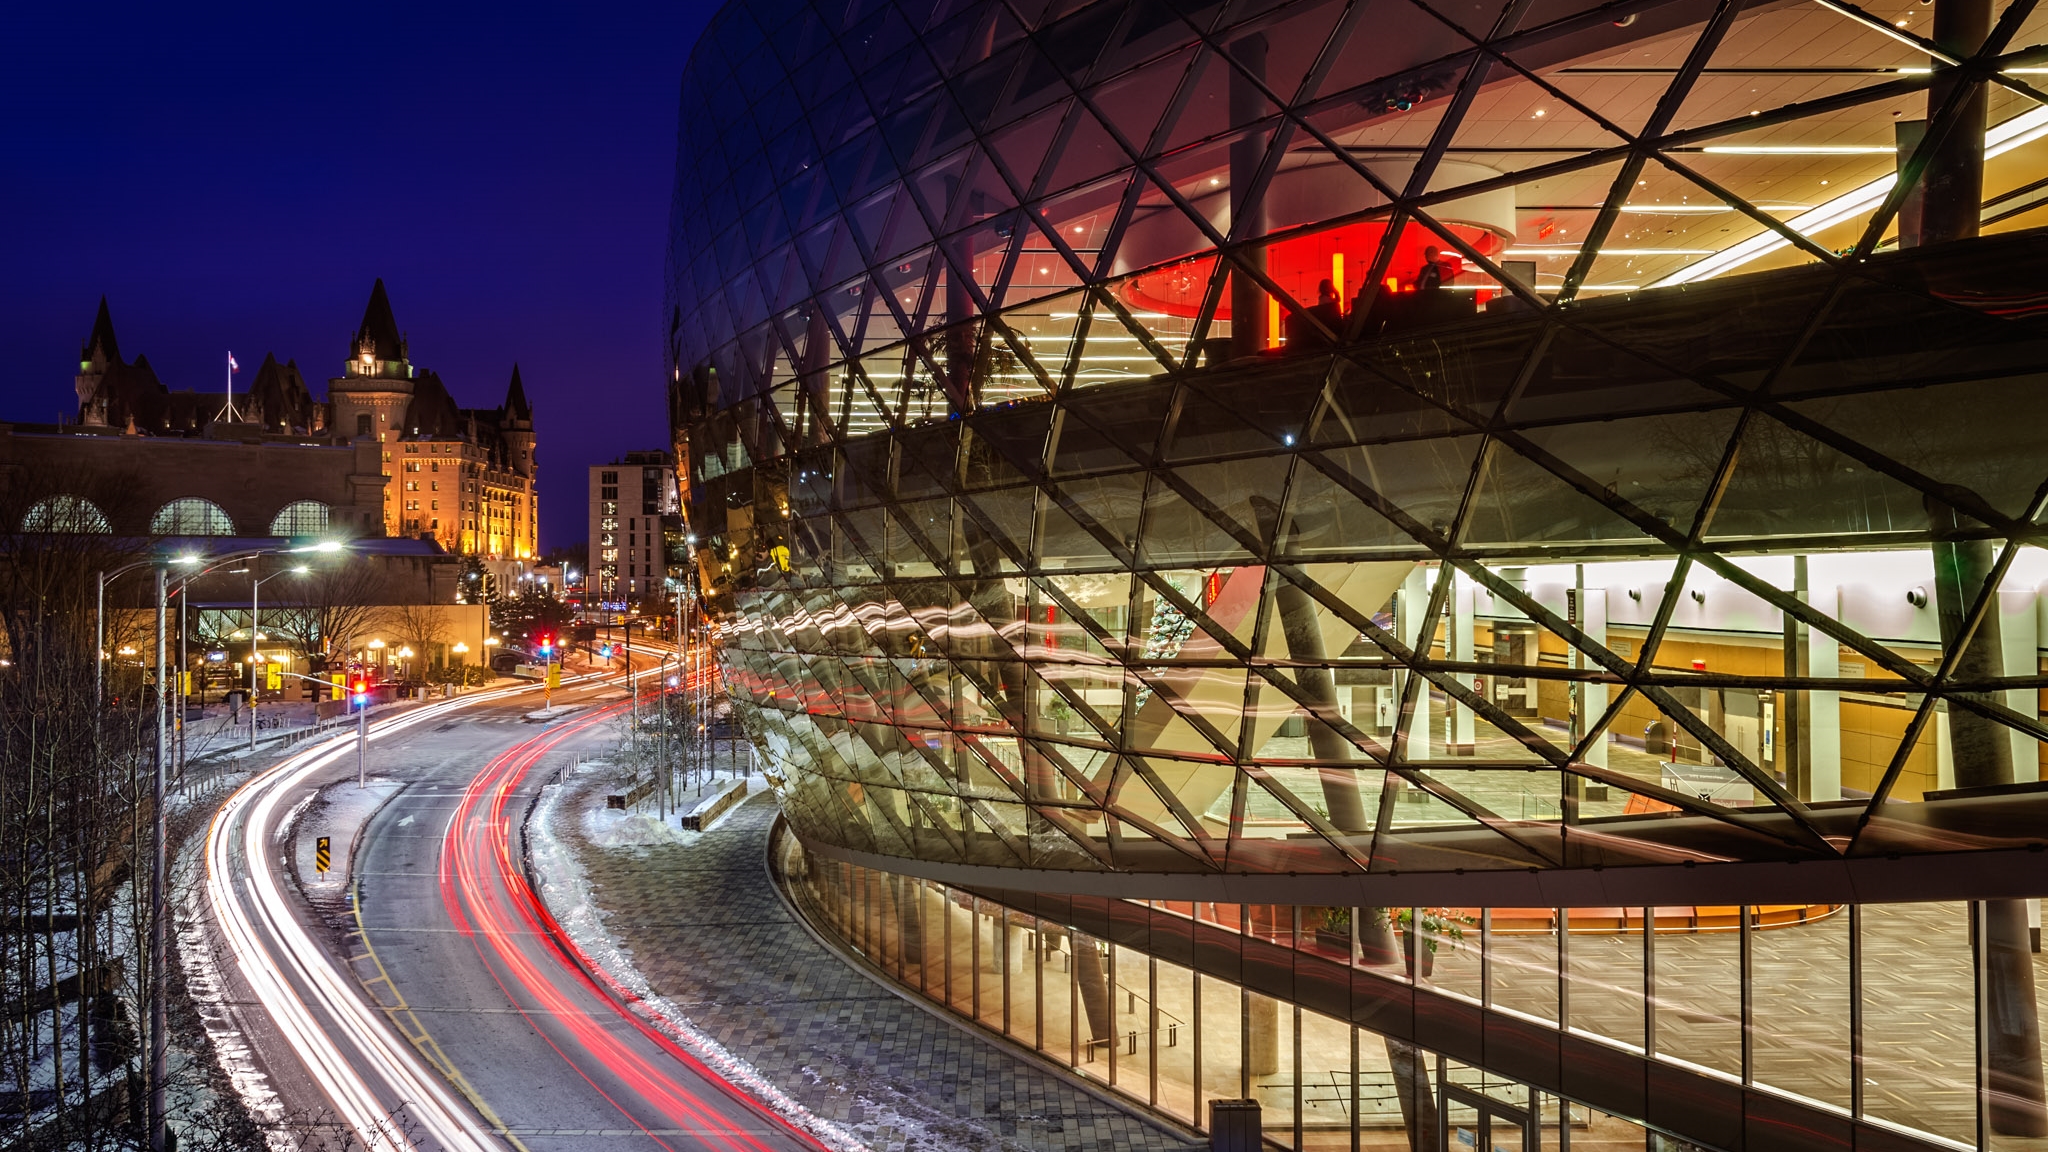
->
[[111, 538, 347, 1152], [249, 565, 310, 752]]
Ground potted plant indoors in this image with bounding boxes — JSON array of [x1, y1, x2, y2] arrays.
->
[[1392, 907, 1471, 979], [1315, 906, 1351, 952]]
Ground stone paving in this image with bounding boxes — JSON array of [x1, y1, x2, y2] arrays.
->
[[545, 775, 1203, 1152]]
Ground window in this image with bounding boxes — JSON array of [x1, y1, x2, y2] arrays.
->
[[356, 414, 372, 436], [406, 461, 421, 473], [24, 495, 112, 534], [270, 501, 329, 536], [601, 470, 618, 484], [151, 497, 235, 535]]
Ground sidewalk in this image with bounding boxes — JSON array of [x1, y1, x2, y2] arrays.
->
[[530, 770, 1201, 1152]]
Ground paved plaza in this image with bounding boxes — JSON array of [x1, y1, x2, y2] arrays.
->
[[541, 775, 1203, 1152]]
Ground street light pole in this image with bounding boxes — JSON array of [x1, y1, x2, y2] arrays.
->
[[148, 566, 168, 1152], [245, 567, 310, 752]]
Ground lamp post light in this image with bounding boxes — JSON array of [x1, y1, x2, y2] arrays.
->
[[131, 539, 345, 1152], [249, 566, 310, 752]]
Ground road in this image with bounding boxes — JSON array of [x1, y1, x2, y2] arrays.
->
[[202, 656, 814, 1151]]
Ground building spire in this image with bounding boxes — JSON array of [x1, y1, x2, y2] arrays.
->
[[352, 278, 406, 366], [83, 296, 121, 363], [503, 363, 533, 424]]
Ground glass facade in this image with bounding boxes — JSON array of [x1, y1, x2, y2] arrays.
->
[[780, 830, 2048, 1151], [668, 0, 2048, 1147]]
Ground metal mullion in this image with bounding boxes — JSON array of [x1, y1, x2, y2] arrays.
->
[[1849, 903, 1864, 1119], [1843, 27, 2033, 263], [1739, 904, 1753, 1084], [1559, 0, 1750, 301], [1975, 901, 1989, 1150], [1693, 553, 1941, 689], [1627, 681, 1833, 847], [1236, 763, 1378, 871], [1644, 906, 1657, 1057], [1559, 906, 1572, 1032], [1244, 661, 1392, 765], [1482, 906, 1494, 1007], [1808, 0, 1963, 63], [1118, 757, 1231, 866], [1085, 285, 1183, 374], [1644, 152, 1847, 268], [1650, 73, 1933, 155]]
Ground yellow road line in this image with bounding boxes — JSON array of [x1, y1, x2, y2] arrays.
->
[[349, 877, 534, 1152]]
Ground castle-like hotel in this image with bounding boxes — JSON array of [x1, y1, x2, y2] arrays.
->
[[55, 280, 537, 560]]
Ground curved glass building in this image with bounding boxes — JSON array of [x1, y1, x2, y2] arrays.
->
[[669, 0, 2048, 1147]]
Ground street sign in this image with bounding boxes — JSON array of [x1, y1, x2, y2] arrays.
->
[[315, 836, 331, 873], [329, 673, 345, 701], [266, 665, 282, 691], [546, 662, 561, 690], [178, 671, 191, 696]]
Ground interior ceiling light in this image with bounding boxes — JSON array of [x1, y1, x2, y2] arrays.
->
[[1699, 144, 1896, 154], [1616, 203, 1731, 213], [1507, 246, 1717, 255], [1656, 104, 2048, 286]]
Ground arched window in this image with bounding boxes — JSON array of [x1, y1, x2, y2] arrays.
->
[[152, 498, 235, 536], [22, 495, 112, 534], [270, 500, 331, 536]]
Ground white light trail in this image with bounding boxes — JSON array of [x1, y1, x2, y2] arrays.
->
[[202, 675, 605, 1150]]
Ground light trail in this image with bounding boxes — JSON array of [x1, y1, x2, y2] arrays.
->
[[440, 706, 823, 1152], [204, 686, 539, 1150]]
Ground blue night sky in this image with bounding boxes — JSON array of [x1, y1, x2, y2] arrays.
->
[[0, 1, 722, 550]]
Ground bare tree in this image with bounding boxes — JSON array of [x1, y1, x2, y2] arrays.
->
[[389, 603, 452, 670], [0, 464, 156, 1145], [273, 562, 389, 673]]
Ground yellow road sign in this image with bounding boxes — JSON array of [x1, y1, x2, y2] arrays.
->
[[266, 665, 282, 691], [546, 662, 561, 690], [330, 673, 345, 701], [315, 836, 331, 874]]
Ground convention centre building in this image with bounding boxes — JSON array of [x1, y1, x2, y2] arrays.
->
[[665, 0, 2048, 1147]]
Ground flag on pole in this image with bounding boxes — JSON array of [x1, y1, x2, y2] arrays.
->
[[228, 352, 239, 373]]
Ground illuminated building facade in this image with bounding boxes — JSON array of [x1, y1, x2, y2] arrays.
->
[[590, 451, 682, 605], [668, 0, 2048, 1147]]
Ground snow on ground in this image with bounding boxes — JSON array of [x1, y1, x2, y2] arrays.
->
[[527, 764, 867, 1152], [294, 779, 404, 899]]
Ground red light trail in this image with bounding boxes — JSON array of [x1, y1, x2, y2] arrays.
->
[[440, 702, 823, 1152]]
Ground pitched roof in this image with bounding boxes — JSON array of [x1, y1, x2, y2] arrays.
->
[[502, 364, 532, 423], [83, 296, 121, 362], [402, 370, 464, 438], [353, 278, 405, 362], [247, 353, 318, 431]]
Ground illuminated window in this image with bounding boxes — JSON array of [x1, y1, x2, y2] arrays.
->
[[24, 495, 112, 534], [270, 501, 329, 536], [151, 497, 234, 536]]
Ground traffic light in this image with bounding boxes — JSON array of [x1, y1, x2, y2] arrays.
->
[[351, 680, 367, 706], [600, 643, 613, 658], [538, 633, 556, 657]]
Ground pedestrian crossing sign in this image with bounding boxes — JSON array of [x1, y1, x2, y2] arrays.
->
[[266, 665, 282, 691]]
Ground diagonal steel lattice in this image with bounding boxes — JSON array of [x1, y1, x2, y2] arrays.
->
[[665, 0, 2048, 876]]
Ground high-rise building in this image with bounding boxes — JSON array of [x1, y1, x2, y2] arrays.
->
[[589, 451, 679, 606], [667, 1, 2048, 1149]]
